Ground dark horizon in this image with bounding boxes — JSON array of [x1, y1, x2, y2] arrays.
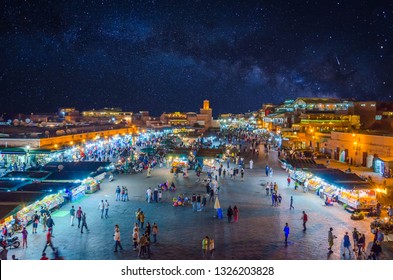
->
[[1, 0, 392, 116]]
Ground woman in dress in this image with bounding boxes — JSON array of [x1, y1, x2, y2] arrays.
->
[[233, 206, 239, 223]]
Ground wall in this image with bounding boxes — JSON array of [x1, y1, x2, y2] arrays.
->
[[325, 131, 393, 167], [0, 127, 137, 148]]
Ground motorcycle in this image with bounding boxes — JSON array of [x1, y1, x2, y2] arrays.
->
[[1, 235, 20, 249]]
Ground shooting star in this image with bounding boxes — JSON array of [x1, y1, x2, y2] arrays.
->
[[335, 55, 341, 66]]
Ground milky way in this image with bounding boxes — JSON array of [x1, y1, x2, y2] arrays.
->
[[1, 0, 392, 116]]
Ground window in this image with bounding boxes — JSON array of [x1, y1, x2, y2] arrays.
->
[[375, 115, 382, 120]]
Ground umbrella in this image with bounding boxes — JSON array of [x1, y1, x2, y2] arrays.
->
[[214, 197, 223, 219], [214, 197, 221, 209]]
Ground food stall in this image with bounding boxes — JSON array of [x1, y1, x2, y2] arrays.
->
[[292, 170, 314, 184], [68, 184, 86, 201], [82, 177, 100, 194], [304, 169, 377, 210], [337, 185, 377, 210], [202, 158, 216, 173], [16, 193, 64, 223], [171, 159, 189, 174]]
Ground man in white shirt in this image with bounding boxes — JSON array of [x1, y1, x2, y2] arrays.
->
[[146, 188, 152, 203], [104, 200, 109, 219], [114, 227, 123, 252], [98, 200, 104, 219]]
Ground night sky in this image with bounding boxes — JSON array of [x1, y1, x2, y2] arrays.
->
[[1, 0, 392, 116]]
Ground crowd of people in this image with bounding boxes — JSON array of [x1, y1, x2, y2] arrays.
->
[[1, 126, 391, 261]]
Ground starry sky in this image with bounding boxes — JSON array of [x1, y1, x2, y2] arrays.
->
[[1, 0, 392, 117]]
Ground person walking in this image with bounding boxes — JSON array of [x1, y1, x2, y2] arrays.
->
[[41, 212, 48, 232], [201, 194, 207, 211], [202, 236, 209, 259], [191, 193, 197, 211], [283, 223, 290, 246], [113, 227, 123, 252], [145, 233, 151, 259], [121, 187, 125, 201], [196, 194, 202, 211], [227, 206, 233, 223], [343, 232, 352, 259], [233, 205, 239, 223], [76, 207, 83, 228], [358, 233, 366, 255], [290, 196, 294, 210], [272, 192, 276, 206], [152, 223, 159, 243], [370, 241, 382, 260], [70, 205, 75, 226], [352, 228, 359, 249], [98, 200, 104, 219], [80, 213, 89, 233], [46, 215, 55, 236], [328, 227, 337, 253], [146, 187, 152, 203], [31, 211, 40, 234], [145, 222, 151, 236], [42, 230, 55, 253], [104, 200, 109, 218], [287, 176, 291, 187], [132, 228, 139, 251], [138, 233, 147, 258], [124, 187, 129, 201], [139, 211, 145, 229], [115, 186, 121, 201], [301, 211, 308, 231], [136, 208, 141, 227], [209, 188, 214, 203], [21, 227, 28, 249], [240, 168, 244, 181], [209, 238, 215, 259], [1, 246, 8, 260]]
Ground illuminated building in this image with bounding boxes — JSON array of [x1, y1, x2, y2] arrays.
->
[[159, 100, 214, 129], [82, 108, 133, 124]]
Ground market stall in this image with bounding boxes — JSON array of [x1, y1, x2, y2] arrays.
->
[[302, 169, 377, 210], [82, 177, 100, 194], [17, 182, 83, 202], [68, 184, 86, 201], [23, 193, 64, 216], [2, 192, 65, 226], [171, 159, 188, 174], [337, 185, 377, 210], [201, 158, 216, 173]]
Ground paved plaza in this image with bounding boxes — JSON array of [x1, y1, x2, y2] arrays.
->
[[9, 146, 389, 260]]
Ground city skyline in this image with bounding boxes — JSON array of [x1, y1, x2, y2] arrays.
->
[[1, 0, 392, 116]]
